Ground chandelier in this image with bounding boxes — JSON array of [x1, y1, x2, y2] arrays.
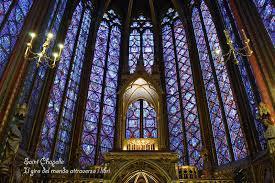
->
[[215, 29, 253, 64], [24, 32, 64, 68]]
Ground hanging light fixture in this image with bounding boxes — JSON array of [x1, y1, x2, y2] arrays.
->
[[215, 29, 253, 64], [24, 32, 64, 68]]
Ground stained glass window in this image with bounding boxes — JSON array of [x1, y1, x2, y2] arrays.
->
[[37, 1, 92, 161], [18, 0, 68, 150], [80, 10, 121, 167], [126, 100, 157, 139], [142, 100, 157, 138], [217, 0, 266, 149], [252, 0, 275, 45], [0, 0, 13, 25], [126, 100, 141, 138], [0, 0, 33, 78], [191, 1, 247, 165], [162, 8, 203, 168], [129, 16, 154, 73]]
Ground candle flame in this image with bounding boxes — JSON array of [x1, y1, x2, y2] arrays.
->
[[29, 32, 36, 38], [47, 32, 54, 39]]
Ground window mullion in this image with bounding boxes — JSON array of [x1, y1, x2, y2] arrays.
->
[[140, 31, 143, 54], [140, 99, 144, 138]]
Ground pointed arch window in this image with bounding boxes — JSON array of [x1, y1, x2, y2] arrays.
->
[[162, 8, 203, 168], [126, 100, 157, 139], [0, 0, 33, 78], [80, 10, 121, 167], [191, 1, 247, 165], [252, 0, 274, 45], [217, 0, 266, 149], [129, 16, 154, 73], [37, 1, 92, 162]]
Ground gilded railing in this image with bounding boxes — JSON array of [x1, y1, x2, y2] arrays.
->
[[176, 165, 234, 183], [178, 180, 234, 183]]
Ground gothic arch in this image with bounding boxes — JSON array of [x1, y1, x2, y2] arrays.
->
[[115, 73, 167, 150], [110, 159, 172, 183]]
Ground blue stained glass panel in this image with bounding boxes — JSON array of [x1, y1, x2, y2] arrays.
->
[[80, 21, 108, 167], [81, 11, 121, 167], [200, 1, 247, 161], [126, 100, 157, 139], [37, 2, 83, 159], [0, 0, 12, 25], [129, 29, 140, 73], [174, 19, 203, 168], [99, 25, 121, 164], [253, 0, 275, 45], [162, 9, 203, 168], [129, 16, 154, 73], [0, 0, 33, 78], [192, 7, 231, 165], [162, 24, 185, 165], [126, 101, 141, 138], [55, 8, 92, 161], [143, 100, 157, 138], [142, 29, 154, 73]]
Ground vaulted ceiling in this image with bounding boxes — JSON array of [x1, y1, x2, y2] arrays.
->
[[105, 0, 173, 20]]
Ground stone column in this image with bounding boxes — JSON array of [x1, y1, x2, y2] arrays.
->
[[228, 0, 275, 114]]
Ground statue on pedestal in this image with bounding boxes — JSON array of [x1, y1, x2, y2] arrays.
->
[[257, 102, 275, 183], [0, 104, 27, 179], [200, 147, 212, 178], [258, 102, 275, 156]]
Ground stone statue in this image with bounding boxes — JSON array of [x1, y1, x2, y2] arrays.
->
[[0, 104, 27, 176], [200, 147, 212, 178], [258, 102, 275, 156]]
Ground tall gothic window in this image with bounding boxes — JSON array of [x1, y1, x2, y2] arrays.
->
[[192, 1, 247, 165], [37, 1, 92, 161], [126, 100, 157, 139], [217, 0, 266, 149], [80, 10, 121, 167], [0, 0, 33, 78], [18, 0, 68, 150], [252, 0, 274, 45], [129, 16, 154, 73], [162, 8, 203, 168]]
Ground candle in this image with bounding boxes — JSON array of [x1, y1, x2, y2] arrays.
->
[[51, 52, 58, 68], [24, 43, 31, 58], [25, 32, 36, 58], [37, 52, 43, 67], [47, 32, 54, 39], [241, 29, 253, 55], [241, 29, 248, 41], [58, 43, 64, 57]]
